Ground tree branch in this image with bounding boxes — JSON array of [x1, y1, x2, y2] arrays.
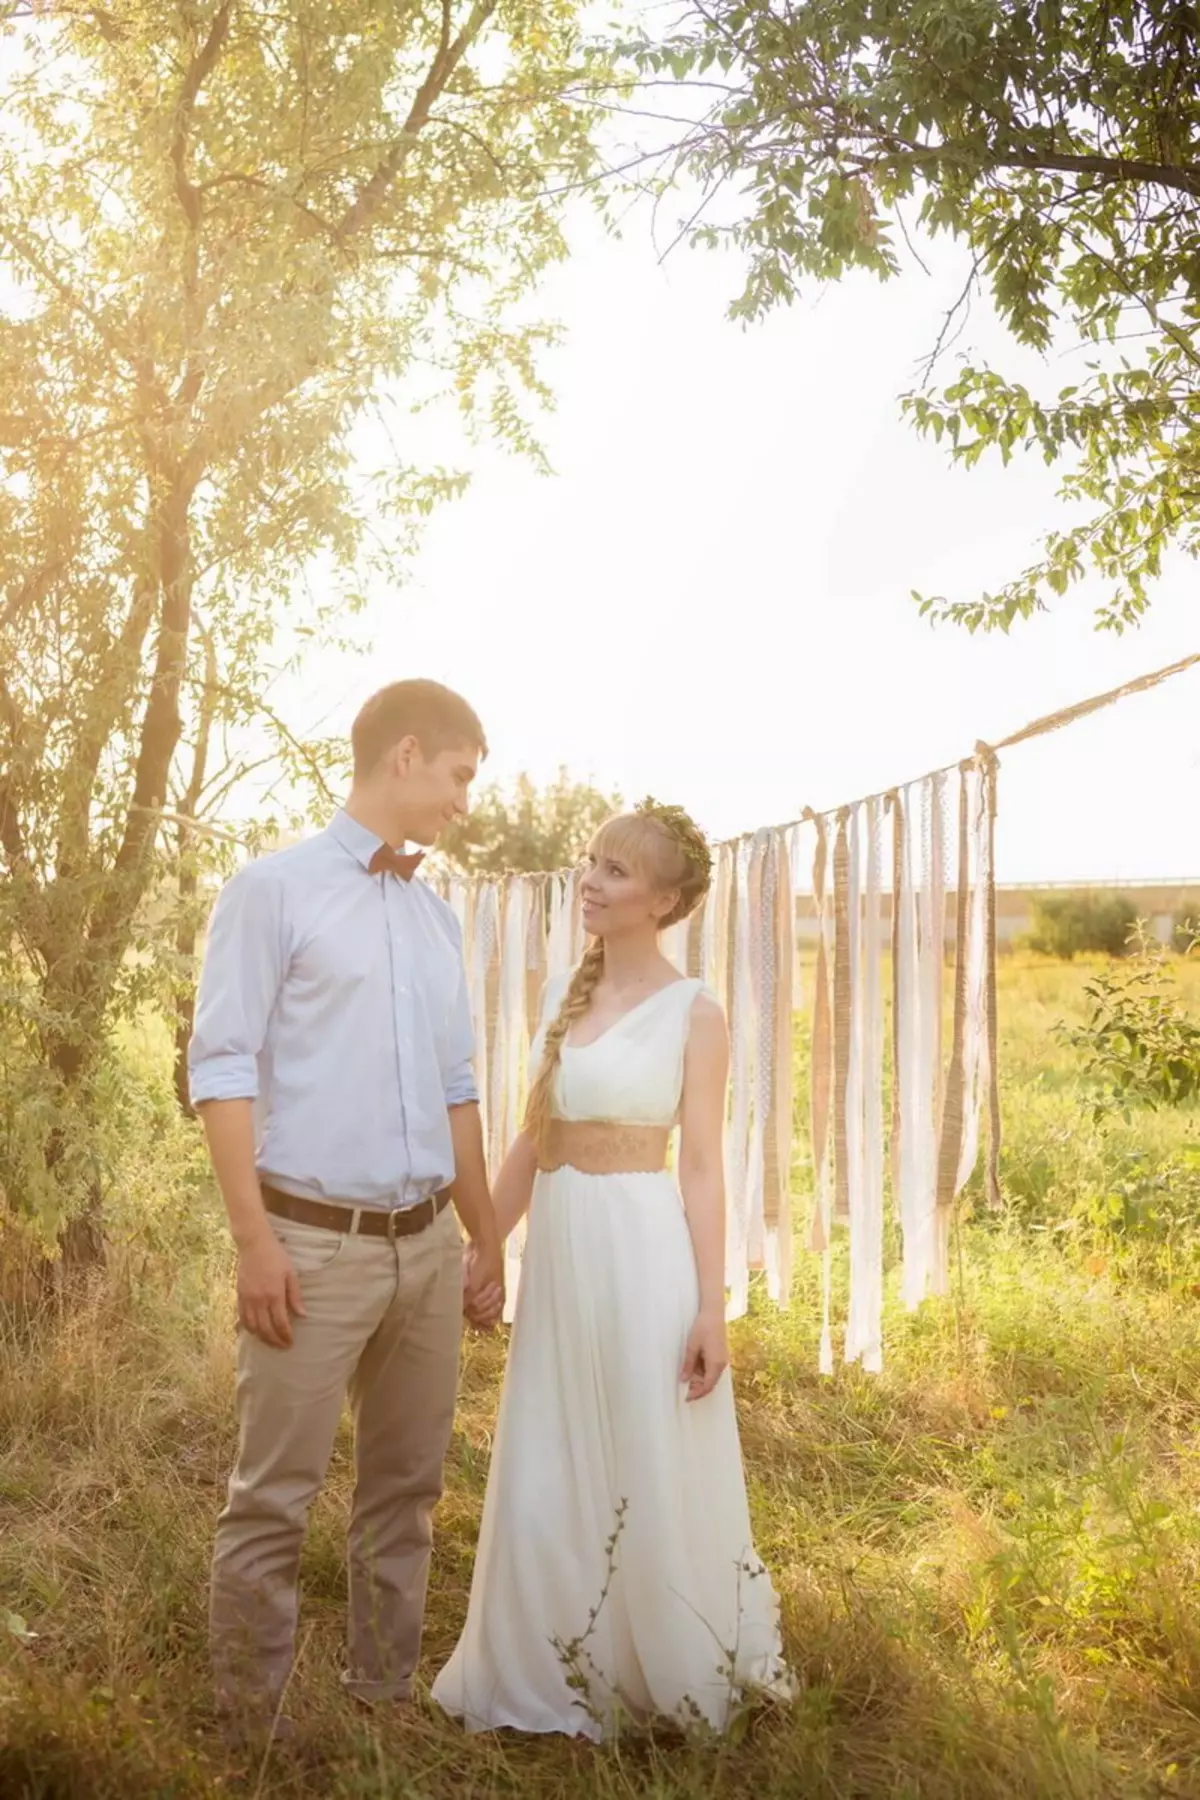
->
[[0, 222, 137, 368], [85, 475, 198, 965], [171, 0, 235, 231], [0, 670, 28, 876], [333, 0, 499, 245], [834, 121, 1200, 200], [54, 569, 159, 885], [168, 1, 236, 420], [196, 169, 334, 237]]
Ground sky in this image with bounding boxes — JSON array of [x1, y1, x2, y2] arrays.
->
[[282, 202, 1200, 885]]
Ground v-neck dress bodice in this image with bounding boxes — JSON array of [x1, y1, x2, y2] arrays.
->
[[535, 973, 705, 1127]]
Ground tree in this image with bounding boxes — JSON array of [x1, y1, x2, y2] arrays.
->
[[1025, 891, 1139, 959], [436, 769, 622, 874], [0, 0, 605, 1256], [641, 0, 1200, 631]]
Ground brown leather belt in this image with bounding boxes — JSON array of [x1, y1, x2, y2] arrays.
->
[[537, 1120, 670, 1175], [261, 1184, 453, 1239]]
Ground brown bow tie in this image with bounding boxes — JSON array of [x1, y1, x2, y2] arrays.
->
[[368, 844, 425, 882]]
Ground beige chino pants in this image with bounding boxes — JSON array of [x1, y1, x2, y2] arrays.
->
[[210, 1201, 462, 1710]]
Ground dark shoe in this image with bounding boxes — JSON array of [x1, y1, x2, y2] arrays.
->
[[217, 1704, 297, 1750], [343, 1672, 414, 1712], [349, 1691, 414, 1715]]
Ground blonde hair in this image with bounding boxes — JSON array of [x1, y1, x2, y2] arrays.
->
[[523, 804, 712, 1153]]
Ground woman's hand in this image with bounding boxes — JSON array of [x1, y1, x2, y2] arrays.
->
[[680, 1307, 729, 1402]]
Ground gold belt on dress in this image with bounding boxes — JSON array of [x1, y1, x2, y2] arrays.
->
[[537, 1120, 670, 1176]]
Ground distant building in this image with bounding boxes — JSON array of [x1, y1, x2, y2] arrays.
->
[[794, 880, 1200, 947]]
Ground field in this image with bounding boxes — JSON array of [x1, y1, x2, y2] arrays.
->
[[3, 955, 1200, 1799]]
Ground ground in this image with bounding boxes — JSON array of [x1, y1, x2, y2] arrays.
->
[[2, 956, 1199, 1798]]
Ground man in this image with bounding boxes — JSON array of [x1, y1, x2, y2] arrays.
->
[[189, 678, 504, 1733]]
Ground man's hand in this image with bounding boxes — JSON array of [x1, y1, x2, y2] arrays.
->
[[237, 1231, 306, 1348], [680, 1308, 729, 1402], [463, 1237, 504, 1332]]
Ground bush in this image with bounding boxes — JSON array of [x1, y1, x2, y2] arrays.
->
[[1059, 929, 1200, 1118], [1173, 910, 1200, 953], [1025, 891, 1139, 959]]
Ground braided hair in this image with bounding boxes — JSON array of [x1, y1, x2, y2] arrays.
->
[[523, 802, 712, 1155]]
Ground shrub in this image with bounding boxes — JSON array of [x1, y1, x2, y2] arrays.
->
[[1173, 910, 1200, 953], [1060, 928, 1200, 1118], [1025, 891, 1139, 959]]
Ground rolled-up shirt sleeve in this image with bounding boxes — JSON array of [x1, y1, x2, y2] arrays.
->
[[443, 936, 479, 1109], [188, 863, 287, 1108]]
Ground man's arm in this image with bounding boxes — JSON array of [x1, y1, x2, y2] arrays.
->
[[447, 1102, 504, 1325], [439, 924, 504, 1322], [191, 867, 301, 1349]]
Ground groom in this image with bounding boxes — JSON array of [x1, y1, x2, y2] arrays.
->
[[189, 678, 504, 1732]]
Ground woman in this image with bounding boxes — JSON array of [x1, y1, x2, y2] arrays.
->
[[432, 799, 791, 1738]]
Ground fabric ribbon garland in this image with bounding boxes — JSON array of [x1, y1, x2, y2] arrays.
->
[[408, 651, 1200, 1372], [429, 764, 1000, 1370]]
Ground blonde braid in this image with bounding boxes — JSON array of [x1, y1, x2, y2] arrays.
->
[[523, 940, 606, 1153]]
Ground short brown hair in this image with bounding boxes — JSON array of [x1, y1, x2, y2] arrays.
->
[[351, 680, 488, 778]]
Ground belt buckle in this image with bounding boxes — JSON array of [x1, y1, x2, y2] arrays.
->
[[387, 1194, 432, 1239]]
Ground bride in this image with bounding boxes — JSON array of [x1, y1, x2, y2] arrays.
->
[[432, 799, 791, 1738]]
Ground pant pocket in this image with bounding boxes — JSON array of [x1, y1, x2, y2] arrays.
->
[[271, 1216, 348, 1274]]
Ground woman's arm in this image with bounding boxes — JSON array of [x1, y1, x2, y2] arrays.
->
[[492, 1129, 539, 1243], [491, 975, 555, 1245], [676, 994, 731, 1401], [461, 1130, 538, 1331]]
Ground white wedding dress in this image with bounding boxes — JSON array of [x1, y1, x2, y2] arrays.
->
[[432, 976, 791, 1739]]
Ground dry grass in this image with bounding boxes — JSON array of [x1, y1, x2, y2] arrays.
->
[[3, 955, 1200, 1797]]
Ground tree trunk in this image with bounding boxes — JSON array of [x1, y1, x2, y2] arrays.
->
[[43, 478, 198, 1265], [171, 627, 217, 1117], [58, 1194, 106, 1270], [41, 1016, 106, 1272], [173, 982, 197, 1117]]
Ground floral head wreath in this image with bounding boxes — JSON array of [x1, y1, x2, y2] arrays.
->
[[634, 796, 713, 887]]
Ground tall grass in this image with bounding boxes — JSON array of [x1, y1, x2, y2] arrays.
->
[[2, 956, 1200, 1797]]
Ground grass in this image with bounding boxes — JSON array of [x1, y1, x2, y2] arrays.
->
[[3, 955, 1200, 1797]]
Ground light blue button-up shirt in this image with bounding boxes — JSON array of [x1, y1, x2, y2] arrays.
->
[[188, 809, 477, 1211]]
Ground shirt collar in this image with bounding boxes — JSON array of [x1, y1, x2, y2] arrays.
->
[[327, 807, 387, 872]]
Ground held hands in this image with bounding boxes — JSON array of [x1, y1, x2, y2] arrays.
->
[[680, 1307, 729, 1402], [463, 1236, 505, 1332], [237, 1232, 305, 1348]]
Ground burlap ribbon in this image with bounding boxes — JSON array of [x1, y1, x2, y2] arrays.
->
[[933, 767, 971, 1294], [524, 878, 546, 1038], [686, 899, 705, 979]]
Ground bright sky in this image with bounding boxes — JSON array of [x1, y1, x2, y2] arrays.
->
[[290, 203, 1200, 884]]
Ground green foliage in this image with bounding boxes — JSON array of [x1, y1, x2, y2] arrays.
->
[[1025, 891, 1139, 960], [1060, 931, 1200, 1117], [0, 1, 610, 1247], [642, 0, 1200, 630], [6, 955, 1200, 1792], [1173, 912, 1200, 952], [435, 768, 622, 875], [1068, 1148, 1200, 1249]]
